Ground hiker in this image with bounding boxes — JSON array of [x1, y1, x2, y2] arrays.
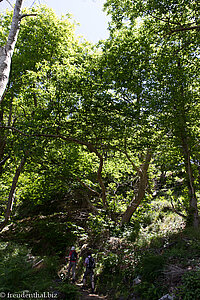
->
[[82, 251, 95, 293], [67, 246, 78, 282]]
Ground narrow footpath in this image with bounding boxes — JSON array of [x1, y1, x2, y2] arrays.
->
[[76, 283, 108, 300]]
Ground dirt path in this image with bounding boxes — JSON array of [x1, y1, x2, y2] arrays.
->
[[76, 283, 108, 300]]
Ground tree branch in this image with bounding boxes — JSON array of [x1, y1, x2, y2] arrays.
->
[[168, 25, 200, 34], [121, 149, 152, 224], [0, 155, 10, 166], [148, 12, 179, 25], [170, 198, 187, 218], [0, 125, 108, 208], [124, 149, 141, 174], [0, 155, 26, 232], [123, 138, 141, 174], [148, 12, 200, 34], [5, 0, 13, 7], [19, 13, 37, 20], [76, 176, 100, 196]]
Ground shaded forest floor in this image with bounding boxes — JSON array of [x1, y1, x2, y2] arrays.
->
[[0, 204, 200, 299]]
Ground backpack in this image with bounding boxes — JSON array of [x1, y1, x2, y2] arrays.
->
[[88, 256, 95, 269], [71, 251, 77, 261]]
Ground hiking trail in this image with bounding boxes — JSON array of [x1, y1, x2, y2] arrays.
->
[[76, 283, 107, 300]]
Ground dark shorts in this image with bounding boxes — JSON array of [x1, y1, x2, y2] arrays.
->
[[83, 268, 94, 281]]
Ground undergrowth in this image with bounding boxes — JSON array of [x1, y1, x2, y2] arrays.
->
[[0, 242, 80, 299]]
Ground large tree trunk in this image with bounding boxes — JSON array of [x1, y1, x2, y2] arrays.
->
[[121, 150, 152, 225], [0, 156, 26, 232], [175, 60, 199, 228], [181, 135, 199, 228], [0, 0, 23, 103]]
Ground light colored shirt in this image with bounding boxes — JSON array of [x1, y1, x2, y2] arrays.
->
[[85, 255, 91, 265]]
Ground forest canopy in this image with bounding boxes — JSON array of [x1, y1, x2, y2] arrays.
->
[[0, 1, 199, 229]]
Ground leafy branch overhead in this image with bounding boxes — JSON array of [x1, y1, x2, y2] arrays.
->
[[0, 0, 199, 234], [104, 0, 200, 35]]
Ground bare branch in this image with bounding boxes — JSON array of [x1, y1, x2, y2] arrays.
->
[[19, 13, 37, 20], [30, 0, 37, 8], [5, 0, 14, 8]]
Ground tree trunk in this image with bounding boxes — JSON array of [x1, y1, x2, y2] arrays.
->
[[0, 156, 26, 232], [78, 142, 108, 208], [0, 109, 6, 162], [181, 135, 199, 228], [76, 176, 99, 213], [121, 149, 152, 225], [0, 0, 23, 103], [175, 60, 199, 228]]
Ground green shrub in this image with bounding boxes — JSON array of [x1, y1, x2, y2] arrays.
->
[[137, 254, 165, 282], [101, 252, 120, 273], [177, 270, 200, 299], [123, 222, 141, 242], [166, 245, 188, 260], [134, 281, 163, 300], [0, 243, 33, 292], [0, 242, 80, 299], [57, 282, 80, 300]]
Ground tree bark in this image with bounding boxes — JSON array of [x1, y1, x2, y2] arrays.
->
[[121, 149, 152, 225], [0, 155, 26, 232], [0, 0, 23, 103]]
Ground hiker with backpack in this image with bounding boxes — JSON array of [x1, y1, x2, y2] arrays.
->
[[82, 251, 95, 293], [67, 246, 78, 282]]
